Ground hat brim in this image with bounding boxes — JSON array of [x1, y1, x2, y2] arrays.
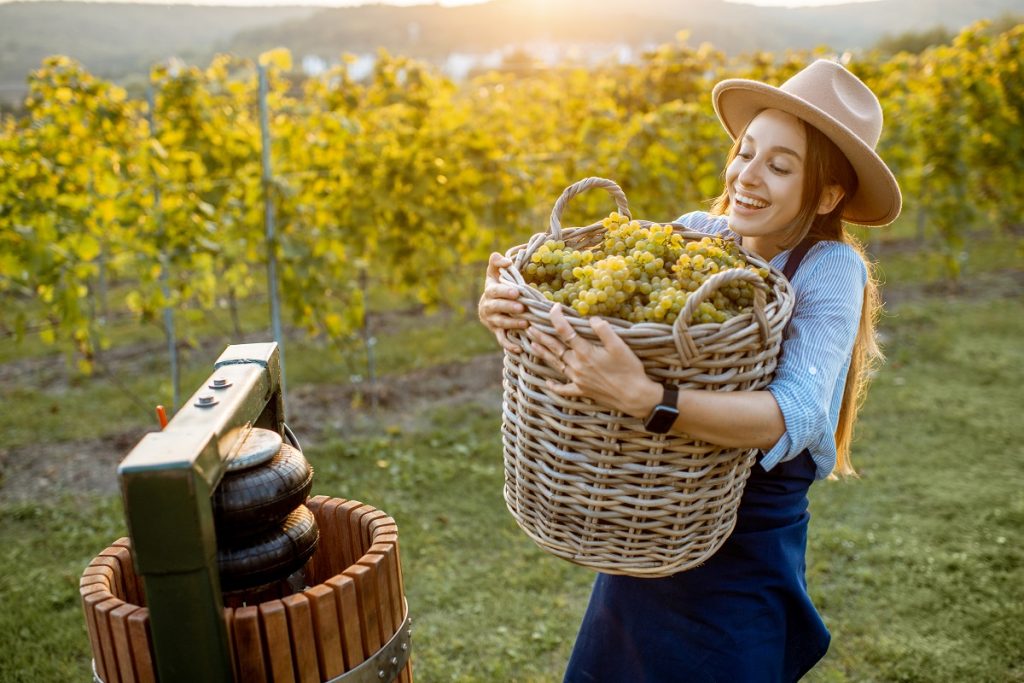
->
[[712, 78, 902, 227]]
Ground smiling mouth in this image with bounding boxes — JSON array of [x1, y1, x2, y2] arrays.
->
[[734, 192, 769, 210]]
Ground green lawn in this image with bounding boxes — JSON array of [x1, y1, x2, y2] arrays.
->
[[1, 276, 1021, 682]]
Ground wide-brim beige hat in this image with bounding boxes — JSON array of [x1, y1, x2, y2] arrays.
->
[[712, 59, 902, 227]]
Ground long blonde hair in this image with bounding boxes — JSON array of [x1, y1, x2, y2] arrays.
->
[[710, 116, 884, 477]]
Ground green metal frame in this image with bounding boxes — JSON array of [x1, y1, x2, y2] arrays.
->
[[117, 343, 284, 682]]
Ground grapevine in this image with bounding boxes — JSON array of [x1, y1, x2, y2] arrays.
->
[[1, 21, 1020, 371]]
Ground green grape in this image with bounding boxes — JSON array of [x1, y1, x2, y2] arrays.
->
[[520, 213, 770, 325]]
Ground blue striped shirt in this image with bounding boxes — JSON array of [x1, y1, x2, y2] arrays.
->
[[676, 211, 866, 480]]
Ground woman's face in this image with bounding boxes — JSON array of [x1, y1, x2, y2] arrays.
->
[[725, 109, 807, 245]]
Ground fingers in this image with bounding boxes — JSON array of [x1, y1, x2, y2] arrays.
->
[[483, 280, 521, 301], [482, 295, 526, 320], [478, 281, 526, 333], [486, 251, 513, 281], [525, 325, 559, 352], [589, 316, 625, 354], [525, 326, 567, 372], [496, 329, 523, 354], [549, 303, 583, 350], [544, 378, 585, 398]]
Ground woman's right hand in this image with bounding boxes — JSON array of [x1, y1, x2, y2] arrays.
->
[[478, 252, 528, 353]]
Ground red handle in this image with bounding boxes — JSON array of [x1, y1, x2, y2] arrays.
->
[[155, 405, 169, 430]]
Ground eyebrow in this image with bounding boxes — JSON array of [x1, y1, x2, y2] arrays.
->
[[741, 135, 803, 161]]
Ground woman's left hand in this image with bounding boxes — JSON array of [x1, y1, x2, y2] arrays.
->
[[526, 303, 660, 418]]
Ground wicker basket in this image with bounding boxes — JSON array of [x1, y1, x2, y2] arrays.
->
[[498, 177, 796, 577]]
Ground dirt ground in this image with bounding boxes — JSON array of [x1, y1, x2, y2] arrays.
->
[[0, 352, 504, 504]]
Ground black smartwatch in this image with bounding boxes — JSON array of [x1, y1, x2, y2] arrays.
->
[[643, 384, 679, 434]]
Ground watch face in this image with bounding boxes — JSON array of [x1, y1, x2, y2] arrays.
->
[[645, 405, 679, 434]]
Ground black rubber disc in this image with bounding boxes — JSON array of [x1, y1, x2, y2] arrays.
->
[[213, 442, 314, 536], [217, 504, 320, 592]]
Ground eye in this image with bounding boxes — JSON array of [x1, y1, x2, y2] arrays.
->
[[769, 163, 791, 175], [737, 149, 754, 161]]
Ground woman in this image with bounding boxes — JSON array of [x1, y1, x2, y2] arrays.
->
[[478, 60, 901, 681]]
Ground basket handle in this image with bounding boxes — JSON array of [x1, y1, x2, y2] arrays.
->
[[672, 268, 770, 364], [549, 177, 631, 240]]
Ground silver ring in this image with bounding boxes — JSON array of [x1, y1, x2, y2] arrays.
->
[[564, 331, 578, 344]]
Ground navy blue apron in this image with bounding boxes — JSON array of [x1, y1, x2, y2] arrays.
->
[[563, 239, 829, 683]]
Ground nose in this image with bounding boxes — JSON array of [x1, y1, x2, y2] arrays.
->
[[736, 157, 762, 187]]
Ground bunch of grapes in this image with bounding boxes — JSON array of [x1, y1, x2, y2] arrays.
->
[[523, 212, 770, 325]]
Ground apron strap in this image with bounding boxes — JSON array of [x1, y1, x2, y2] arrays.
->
[[781, 238, 816, 281], [780, 238, 816, 340]]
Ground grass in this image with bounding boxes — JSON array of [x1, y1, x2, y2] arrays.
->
[[803, 291, 1024, 683], [1, 272, 1022, 681], [0, 308, 494, 450]]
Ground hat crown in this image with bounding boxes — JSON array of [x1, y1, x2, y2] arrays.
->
[[780, 59, 882, 149]]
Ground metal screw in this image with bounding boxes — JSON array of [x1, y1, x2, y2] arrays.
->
[[378, 670, 385, 679], [209, 377, 232, 390], [401, 642, 408, 651], [391, 657, 398, 666], [195, 394, 218, 408]]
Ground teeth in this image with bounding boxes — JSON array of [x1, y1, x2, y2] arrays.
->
[[735, 193, 768, 209]]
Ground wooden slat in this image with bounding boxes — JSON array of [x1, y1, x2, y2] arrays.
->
[[305, 495, 328, 515], [347, 505, 376, 561], [324, 573, 365, 671], [91, 556, 128, 602], [80, 584, 106, 680], [305, 584, 345, 680], [376, 529, 412, 683], [258, 600, 296, 683], [82, 563, 116, 590], [110, 603, 140, 683], [335, 500, 365, 570], [223, 608, 240, 683], [94, 596, 125, 683], [101, 546, 140, 606], [316, 497, 346, 583], [232, 606, 269, 683], [281, 593, 321, 683], [81, 572, 108, 588], [341, 563, 381, 657], [368, 537, 401, 632], [356, 552, 392, 644], [367, 515, 397, 540], [358, 510, 388, 555], [112, 538, 146, 606], [305, 496, 329, 585], [126, 609, 156, 683]]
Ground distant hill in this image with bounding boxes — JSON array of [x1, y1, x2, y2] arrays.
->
[[0, 2, 315, 97], [226, 0, 1024, 60], [2, 0, 1022, 102]]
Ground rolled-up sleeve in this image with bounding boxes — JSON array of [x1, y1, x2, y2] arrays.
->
[[675, 211, 729, 236], [761, 243, 867, 479]]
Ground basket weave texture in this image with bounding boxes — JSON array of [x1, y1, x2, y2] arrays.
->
[[498, 177, 796, 577]]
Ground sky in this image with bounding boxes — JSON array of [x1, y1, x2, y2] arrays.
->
[[1, 0, 884, 6]]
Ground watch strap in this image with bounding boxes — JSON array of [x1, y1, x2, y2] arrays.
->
[[644, 384, 679, 434]]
